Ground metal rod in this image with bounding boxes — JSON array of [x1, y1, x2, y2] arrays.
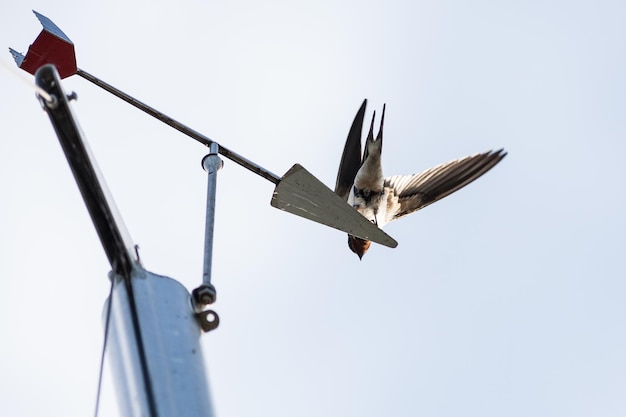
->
[[76, 68, 281, 184], [202, 143, 222, 287], [190, 143, 221, 311], [35, 64, 137, 279], [191, 142, 224, 308]]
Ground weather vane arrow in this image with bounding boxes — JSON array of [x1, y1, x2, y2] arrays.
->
[[9, 10, 398, 249]]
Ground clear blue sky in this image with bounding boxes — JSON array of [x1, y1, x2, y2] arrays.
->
[[1, 1, 625, 416]]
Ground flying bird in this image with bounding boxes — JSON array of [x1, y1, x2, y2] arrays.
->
[[334, 99, 507, 259]]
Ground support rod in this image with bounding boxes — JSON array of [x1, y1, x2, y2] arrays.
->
[[191, 143, 222, 311], [202, 143, 222, 288], [76, 68, 281, 184]]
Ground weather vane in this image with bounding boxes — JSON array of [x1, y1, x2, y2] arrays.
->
[[9, 10, 506, 417]]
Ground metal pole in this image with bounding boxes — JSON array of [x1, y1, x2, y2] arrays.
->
[[35, 64, 216, 417], [192, 143, 222, 312], [106, 268, 215, 417], [76, 68, 281, 184], [202, 143, 222, 288]]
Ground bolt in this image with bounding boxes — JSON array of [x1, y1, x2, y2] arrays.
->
[[192, 284, 217, 307]]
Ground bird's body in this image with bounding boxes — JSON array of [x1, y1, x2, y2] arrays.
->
[[347, 108, 385, 227], [335, 99, 507, 259]]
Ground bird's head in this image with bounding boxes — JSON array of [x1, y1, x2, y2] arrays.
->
[[348, 235, 371, 260]]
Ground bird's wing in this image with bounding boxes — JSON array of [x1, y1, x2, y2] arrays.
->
[[335, 99, 367, 201], [382, 149, 507, 223]]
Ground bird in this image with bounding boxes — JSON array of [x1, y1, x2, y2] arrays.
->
[[334, 99, 507, 259]]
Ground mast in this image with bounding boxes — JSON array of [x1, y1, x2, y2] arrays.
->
[[35, 64, 216, 417]]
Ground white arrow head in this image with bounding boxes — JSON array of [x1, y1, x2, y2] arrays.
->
[[271, 164, 398, 248]]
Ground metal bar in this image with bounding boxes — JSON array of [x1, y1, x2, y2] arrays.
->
[[202, 143, 222, 287], [190, 143, 222, 311], [76, 68, 281, 184], [35, 64, 137, 278]]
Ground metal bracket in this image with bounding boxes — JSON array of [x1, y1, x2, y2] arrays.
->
[[196, 309, 220, 333]]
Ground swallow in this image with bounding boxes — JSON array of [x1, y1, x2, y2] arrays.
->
[[334, 99, 507, 259]]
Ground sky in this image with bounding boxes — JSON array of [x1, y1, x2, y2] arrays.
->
[[1, 0, 625, 416]]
